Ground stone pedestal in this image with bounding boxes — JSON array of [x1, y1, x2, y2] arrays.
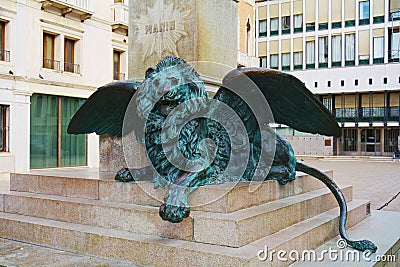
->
[[128, 0, 238, 82], [99, 134, 149, 173]]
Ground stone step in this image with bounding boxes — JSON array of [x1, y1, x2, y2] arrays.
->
[[0, 190, 193, 241], [289, 210, 400, 267], [1, 185, 352, 248], [193, 185, 353, 247], [101, 171, 332, 213], [11, 170, 332, 213], [0, 200, 369, 267]]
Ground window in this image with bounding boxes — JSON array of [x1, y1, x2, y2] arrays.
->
[[0, 105, 9, 152], [345, 33, 355, 65], [322, 96, 332, 112], [0, 21, 9, 62], [341, 80, 345, 87], [331, 35, 342, 66], [294, 52, 302, 69], [306, 40, 315, 68], [282, 16, 290, 34], [318, 36, 328, 67], [389, 28, 400, 62], [294, 15, 303, 32], [306, 22, 315, 32], [282, 53, 290, 70], [43, 33, 59, 70], [30, 94, 86, 168], [270, 18, 279, 35], [384, 77, 388, 84], [270, 54, 278, 69], [64, 38, 79, 74], [315, 82, 318, 88], [327, 81, 331, 87], [359, 1, 370, 25], [259, 20, 267, 37], [369, 78, 373, 85], [344, 129, 358, 151], [113, 50, 124, 80], [355, 79, 359, 86], [260, 56, 267, 68], [390, 0, 400, 21], [373, 36, 384, 63]]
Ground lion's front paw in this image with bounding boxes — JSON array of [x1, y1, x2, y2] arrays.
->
[[115, 168, 135, 182], [159, 203, 190, 223]]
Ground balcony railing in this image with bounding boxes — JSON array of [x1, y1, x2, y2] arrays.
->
[[43, 58, 61, 71], [114, 72, 125, 80], [335, 107, 399, 123], [64, 62, 80, 74], [111, 3, 129, 33], [40, 0, 93, 21], [0, 50, 10, 62]]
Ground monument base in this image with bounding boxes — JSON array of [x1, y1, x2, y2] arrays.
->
[[0, 168, 393, 266]]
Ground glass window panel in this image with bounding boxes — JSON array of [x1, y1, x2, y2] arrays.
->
[[294, 14, 303, 28], [30, 94, 58, 168], [260, 56, 267, 68], [294, 52, 302, 66], [373, 37, 384, 58], [270, 54, 278, 68], [319, 36, 328, 63], [306, 41, 315, 64], [61, 97, 87, 167], [259, 20, 267, 35], [345, 34, 355, 61], [0, 22, 4, 51], [270, 18, 279, 31], [391, 31, 400, 60], [331, 35, 342, 62], [282, 53, 290, 67], [359, 1, 370, 19]]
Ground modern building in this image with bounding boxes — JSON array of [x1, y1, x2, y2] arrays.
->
[[255, 0, 400, 156], [0, 0, 129, 177]]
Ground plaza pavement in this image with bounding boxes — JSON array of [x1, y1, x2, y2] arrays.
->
[[0, 157, 398, 266]]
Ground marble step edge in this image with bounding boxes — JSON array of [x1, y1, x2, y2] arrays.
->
[[0, 185, 351, 246], [0, 200, 368, 267], [10, 171, 333, 213]]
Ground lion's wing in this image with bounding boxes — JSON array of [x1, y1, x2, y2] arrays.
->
[[67, 81, 139, 137], [213, 68, 341, 137]]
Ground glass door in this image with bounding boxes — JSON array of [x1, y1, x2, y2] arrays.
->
[[361, 128, 381, 155]]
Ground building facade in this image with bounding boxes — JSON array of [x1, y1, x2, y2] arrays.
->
[[256, 0, 400, 156], [0, 0, 129, 177]]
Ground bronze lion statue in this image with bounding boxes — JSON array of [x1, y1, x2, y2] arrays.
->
[[68, 56, 376, 252]]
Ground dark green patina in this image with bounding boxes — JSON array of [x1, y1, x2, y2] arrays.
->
[[68, 56, 377, 253]]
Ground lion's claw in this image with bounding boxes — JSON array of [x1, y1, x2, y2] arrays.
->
[[159, 203, 190, 223]]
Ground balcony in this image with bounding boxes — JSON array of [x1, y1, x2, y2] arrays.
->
[[64, 62, 80, 74], [111, 3, 129, 35], [237, 51, 259, 67], [40, 0, 93, 21], [43, 58, 61, 71], [0, 50, 10, 62]]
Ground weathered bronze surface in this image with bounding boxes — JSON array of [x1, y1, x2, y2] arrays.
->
[[68, 56, 376, 252]]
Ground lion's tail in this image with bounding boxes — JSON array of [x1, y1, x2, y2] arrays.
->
[[295, 161, 377, 253]]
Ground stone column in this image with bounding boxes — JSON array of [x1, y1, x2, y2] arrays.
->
[[128, 0, 238, 82]]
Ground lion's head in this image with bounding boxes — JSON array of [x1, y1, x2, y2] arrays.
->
[[135, 56, 209, 122]]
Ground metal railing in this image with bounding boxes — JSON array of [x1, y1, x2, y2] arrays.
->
[[0, 50, 10, 62], [64, 62, 80, 74], [114, 72, 125, 80], [43, 58, 61, 70]]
